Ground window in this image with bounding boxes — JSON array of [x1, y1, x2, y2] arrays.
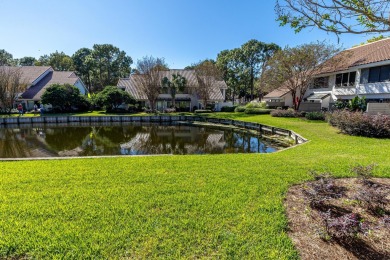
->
[[362, 65, 390, 83], [311, 77, 329, 89], [335, 72, 356, 87], [379, 65, 390, 82]]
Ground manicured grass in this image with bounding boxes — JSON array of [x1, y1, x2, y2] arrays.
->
[[1, 113, 390, 258]]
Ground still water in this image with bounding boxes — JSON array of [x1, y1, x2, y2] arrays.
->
[[0, 123, 279, 158]]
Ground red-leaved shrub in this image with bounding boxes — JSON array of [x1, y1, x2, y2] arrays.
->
[[328, 110, 390, 138]]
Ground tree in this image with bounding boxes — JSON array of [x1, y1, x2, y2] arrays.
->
[[87, 44, 133, 91], [41, 83, 90, 112], [161, 73, 187, 109], [0, 66, 27, 113], [135, 56, 168, 111], [35, 55, 50, 66], [261, 42, 340, 110], [48, 51, 74, 71], [240, 40, 281, 100], [72, 48, 93, 92], [193, 60, 222, 109], [95, 86, 135, 111], [276, 0, 390, 35], [35, 52, 74, 70], [0, 50, 15, 66], [18, 57, 37, 66], [217, 48, 247, 104]]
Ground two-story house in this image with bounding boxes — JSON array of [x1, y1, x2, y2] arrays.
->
[[5, 66, 87, 111], [265, 38, 390, 112]]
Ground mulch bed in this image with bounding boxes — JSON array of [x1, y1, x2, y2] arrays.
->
[[285, 178, 390, 260]]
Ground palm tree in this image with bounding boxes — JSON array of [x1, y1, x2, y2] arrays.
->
[[161, 73, 187, 110]]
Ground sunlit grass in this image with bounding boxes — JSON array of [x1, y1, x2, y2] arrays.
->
[[1, 113, 389, 258]]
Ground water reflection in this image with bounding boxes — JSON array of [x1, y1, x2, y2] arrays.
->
[[0, 123, 279, 158]]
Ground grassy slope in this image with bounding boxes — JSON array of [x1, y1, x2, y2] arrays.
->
[[1, 113, 389, 259]]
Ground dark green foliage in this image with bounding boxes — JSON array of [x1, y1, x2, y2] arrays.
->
[[305, 111, 326, 121], [334, 96, 367, 111], [220, 106, 236, 112], [271, 109, 298, 118], [234, 106, 246, 112], [328, 110, 390, 138], [244, 108, 273, 114], [95, 86, 135, 112], [41, 84, 90, 113], [348, 96, 367, 111]]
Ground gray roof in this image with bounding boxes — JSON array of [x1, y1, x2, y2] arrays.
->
[[2, 66, 52, 85], [21, 70, 80, 100], [117, 69, 227, 101]]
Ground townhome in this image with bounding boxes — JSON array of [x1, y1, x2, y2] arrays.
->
[[117, 69, 227, 112], [265, 38, 390, 113]]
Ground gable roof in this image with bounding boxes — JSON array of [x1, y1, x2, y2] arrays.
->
[[21, 70, 81, 100], [265, 39, 390, 98], [117, 69, 227, 101], [320, 38, 390, 74]]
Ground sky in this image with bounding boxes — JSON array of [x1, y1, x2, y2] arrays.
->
[[0, 0, 382, 69]]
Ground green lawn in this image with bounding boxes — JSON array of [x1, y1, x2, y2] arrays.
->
[[1, 113, 389, 259]]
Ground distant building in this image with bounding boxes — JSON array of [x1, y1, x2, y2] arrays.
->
[[117, 69, 227, 111], [265, 38, 390, 112], [8, 66, 87, 110]]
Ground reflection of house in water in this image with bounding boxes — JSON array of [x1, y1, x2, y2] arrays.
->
[[0, 128, 57, 158], [120, 126, 226, 155]]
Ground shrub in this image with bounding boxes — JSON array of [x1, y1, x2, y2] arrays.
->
[[322, 212, 367, 239], [270, 109, 298, 118], [305, 111, 326, 121], [245, 102, 267, 109], [351, 164, 376, 184], [234, 106, 246, 112], [302, 171, 344, 208], [328, 110, 390, 138], [221, 106, 236, 112], [195, 109, 212, 114], [355, 186, 389, 215], [244, 108, 273, 114]]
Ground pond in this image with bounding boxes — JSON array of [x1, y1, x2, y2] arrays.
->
[[0, 122, 281, 158]]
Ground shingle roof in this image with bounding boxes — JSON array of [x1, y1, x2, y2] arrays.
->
[[320, 38, 390, 74], [2, 66, 52, 85], [22, 71, 80, 100], [117, 69, 227, 101], [264, 85, 290, 98], [266, 39, 390, 98]]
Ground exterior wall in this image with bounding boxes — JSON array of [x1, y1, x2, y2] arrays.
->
[[366, 103, 390, 115], [74, 80, 88, 95], [298, 102, 321, 112]]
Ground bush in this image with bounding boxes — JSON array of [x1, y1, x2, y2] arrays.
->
[[305, 111, 326, 121], [245, 102, 267, 109], [220, 106, 236, 112], [244, 108, 273, 114], [195, 109, 212, 114], [234, 106, 246, 112], [328, 110, 390, 138], [271, 109, 298, 118]]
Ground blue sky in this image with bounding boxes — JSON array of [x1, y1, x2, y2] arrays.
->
[[0, 0, 381, 69]]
